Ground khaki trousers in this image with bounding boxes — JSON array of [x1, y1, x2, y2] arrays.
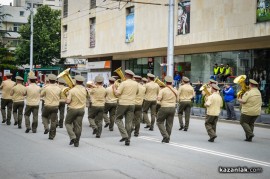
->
[[103, 102, 117, 130], [24, 105, 39, 131], [134, 105, 142, 135], [13, 101, 24, 126], [205, 115, 218, 138], [42, 106, 59, 138], [156, 107, 175, 139], [178, 101, 192, 129], [58, 102, 66, 127], [143, 100, 157, 128], [240, 114, 258, 139], [65, 108, 85, 141], [88, 106, 104, 137], [1, 98, 13, 123]]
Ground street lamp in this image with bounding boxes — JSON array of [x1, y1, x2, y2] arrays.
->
[[167, 0, 174, 77], [30, 0, 34, 71]]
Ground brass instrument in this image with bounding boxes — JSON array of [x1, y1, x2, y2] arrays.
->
[[154, 77, 166, 87], [114, 67, 126, 88], [233, 75, 249, 98], [57, 68, 75, 96], [199, 84, 211, 97]]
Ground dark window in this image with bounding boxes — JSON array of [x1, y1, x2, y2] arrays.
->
[[90, 0, 96, 9], [63, 0, 68, 17], [20, 11, 24, 16], [90, 17, 96, 48]]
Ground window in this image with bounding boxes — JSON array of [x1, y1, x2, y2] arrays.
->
[[63, 25, 67, 32], [126, 7, 134, 15], [90, 0, 96, 9], [62, 25, 68, 51], [63, 0, 68, 17], [90, 17, 96, 48], [13, 23, 20, 32], [20, 11, 24, 16], [125, 6, 134, 43]]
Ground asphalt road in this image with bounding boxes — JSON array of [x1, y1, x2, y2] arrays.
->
[[0, 111, 270, 179]]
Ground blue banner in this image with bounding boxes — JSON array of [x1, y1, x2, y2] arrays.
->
[[126, 13, 134, 43]]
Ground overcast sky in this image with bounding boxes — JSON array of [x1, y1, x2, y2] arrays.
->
[[1, 0, 13, 5]]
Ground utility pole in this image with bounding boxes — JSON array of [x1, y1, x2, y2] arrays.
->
[[30, 0, 34, 71], [167, 0, 174, 77]]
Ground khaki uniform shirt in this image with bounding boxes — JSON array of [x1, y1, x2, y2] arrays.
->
[[0, 79, 16, 99], [117, 79, 138, 105], [105, 85, 118, 103], [67, 85, 88, 109], [89, 85, 106, 107], [11, 84, 26, 102], [135, 83, 146, 105], [41, 84, 61, 107], [205, 92, 223, 116], [178, 83, 195, 102], [158, 86, 178, 107], [26, 83, 41, 106], [144, 81, 160, 101], [241, 88, 262, 116], [58, 84, 67, 102]]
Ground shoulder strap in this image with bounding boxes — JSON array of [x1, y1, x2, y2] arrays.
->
[[167, 86, 177, 99]]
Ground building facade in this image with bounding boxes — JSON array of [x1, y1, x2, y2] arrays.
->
[[61, 0, 270, 105]]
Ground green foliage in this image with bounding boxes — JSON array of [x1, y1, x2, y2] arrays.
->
[[15, 5, 61, 66], [266, 101, 270, 114], [0, 46, 17, 70]]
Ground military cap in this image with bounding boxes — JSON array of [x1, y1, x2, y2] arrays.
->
[[134, 75, 142, 79], [209, 79, 217, 84], [28, 75, 37, 80], [125, 69, 135, 76], [249, 79, 258, 85], [109, 77, 116, 82], [74, 75, 85, 82], [5, 73, 13, 76], [182, 76, 189, 82], [165, 76, 173, 83], [58, 78, 65, 84], [142, 77, 148, 82], [211, 84, 220, 91], [95, 75, 104, 83], [86, 80, 94, 85], [48, 74, 57, 81], [45, 75, 49, 82], [147, 73, 155, 78], [15, 76, 24, 81]]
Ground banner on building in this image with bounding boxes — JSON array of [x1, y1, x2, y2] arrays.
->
[[87, 71, 111, 87], [257, 0, 270, 22], [177, 0, 190, 35], [126, 13, 134, 43], [86, 61, 111, 69]]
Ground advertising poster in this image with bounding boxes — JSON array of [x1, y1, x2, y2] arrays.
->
[[177, 0, 190, 35], [87, 71, 111, 87], [257, 0, 270, 22], [126, 13, 134, 43]]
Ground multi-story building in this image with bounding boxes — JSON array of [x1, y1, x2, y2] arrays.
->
[[62, 0, 270, 104]]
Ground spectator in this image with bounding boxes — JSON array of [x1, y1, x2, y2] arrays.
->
[[222, 64, 232, 82], [223, 84, 236, 120], [174, 72, 181, 88], [211, 64, 219, 81], [194, 80, 202, 105]]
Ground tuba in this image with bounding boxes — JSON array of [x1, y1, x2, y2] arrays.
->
[[233, 75, 249, 98], [199, 84, 211, 97], [57, 68, 75, 96], [154, 77, 166, 87], [114, 67, 126, 88]]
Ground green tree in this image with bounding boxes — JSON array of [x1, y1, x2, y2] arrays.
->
[[15, 5, 61, 66]]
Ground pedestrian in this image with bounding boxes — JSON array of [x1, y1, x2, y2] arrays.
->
[[238, 79, 262, 142], [88, 76, 106, 138], [178, 76, 195, 131], [223, 84, 236, 120], [204, 84, 223, 142], [194, 80, 202, 105], [142, 73, 160, 131], [57, 78, 67, 128], [24, 73, 41, 133], [65, 75, 88, 147], [133, 75, 146, 137], [0, 73, 15, 125], [174, 72, 181, 88], [10, 76, 26, 128], [41, 74, 61, 140], [103, 77, 118, 131], [113, 69, 138, 146], [156, 76, 178, 143]]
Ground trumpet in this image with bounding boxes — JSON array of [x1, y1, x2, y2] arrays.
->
[[233, 75, 249, 98], [57, 68, 75, 96], [199, 84, 211, 97], [154, 77, 166, 87], [114, 67, 126, 88]]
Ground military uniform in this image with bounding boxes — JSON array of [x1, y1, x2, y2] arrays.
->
[[143, 73, 160, 130], [41, 74, 61, 139], [156, 76, 178, 143], [239, 79, 262, 142], [88, 76, 106, 138], [58, 78, 67, 128], [11, 76, 26, 128], [115, 70, 138, 146], [0, 74, 15, 125], [65, 75, 88, 147], [24, 77, 41, 133], [103, 77, 118, 131], [204, 84, 223, 142], [133, 76, 146, 137], [178, 77, 195, 131]]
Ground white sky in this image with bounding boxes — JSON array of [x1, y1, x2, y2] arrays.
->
[[1, 0, 13, 5]]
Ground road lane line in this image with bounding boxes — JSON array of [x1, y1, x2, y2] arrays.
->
[[139, 136, 270, 167]]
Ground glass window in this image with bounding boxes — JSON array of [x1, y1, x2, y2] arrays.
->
[[20, 11, 24, 16], [90, 17, 96, 48], [13, 23, 20, 32], [63, 0, 68, 18], [90, 0, 96, 9]]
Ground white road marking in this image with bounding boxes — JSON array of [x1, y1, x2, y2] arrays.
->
[[139, 136, 270, 167]]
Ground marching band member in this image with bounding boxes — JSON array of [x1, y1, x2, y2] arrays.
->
[[57, 78, 67, 128]]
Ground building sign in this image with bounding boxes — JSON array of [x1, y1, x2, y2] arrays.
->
[[177, 0, 190, 35], [86, 61, 111, 69], [257, 0, 270, 22], [126, 13, 134, 43]]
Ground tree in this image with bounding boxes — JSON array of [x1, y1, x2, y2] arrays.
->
[[15, 5, 61, 66]]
